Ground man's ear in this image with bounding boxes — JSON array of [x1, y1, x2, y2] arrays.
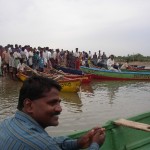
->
[[23, 98, 33, 113]]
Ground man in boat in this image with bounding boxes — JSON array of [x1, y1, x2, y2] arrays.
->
[[0, 76, 105, 150], [120, 60, 132, 70], [107, 54, 120, 72], [120, 60, 138, 70]]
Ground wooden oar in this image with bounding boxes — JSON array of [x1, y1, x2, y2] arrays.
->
[[38, 71, 53, 78], [114, 119, 150, 132], [24, 64, 40, 76], [52, 68, 67, 75], [38, 71, 64, 80], [53, 75, 64, 81], [24, 64, 64, 81]]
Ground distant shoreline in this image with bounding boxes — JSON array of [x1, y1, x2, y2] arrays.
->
[[118, 61, 150, 67]]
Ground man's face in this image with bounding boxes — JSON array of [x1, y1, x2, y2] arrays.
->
[[110, 55, 114, 60], [30, 88, 62, 128]]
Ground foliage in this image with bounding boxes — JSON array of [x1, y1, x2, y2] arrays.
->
[[116, 53, 150, 62]]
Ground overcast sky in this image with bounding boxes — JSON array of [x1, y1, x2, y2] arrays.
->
[[0, 0, 150, 56]]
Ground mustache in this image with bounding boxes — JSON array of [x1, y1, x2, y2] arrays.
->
[[51, 112, 61, 116]]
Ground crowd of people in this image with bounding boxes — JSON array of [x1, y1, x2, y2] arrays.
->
[[0, 44, 135, 149], [0, 44, 130, 78]]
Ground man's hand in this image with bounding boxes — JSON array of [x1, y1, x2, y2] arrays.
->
[[77, 127, 105, 149], [91, 128, 105, 145]]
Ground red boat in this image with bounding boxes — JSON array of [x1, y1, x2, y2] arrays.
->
[[64, 74, 92, 83]]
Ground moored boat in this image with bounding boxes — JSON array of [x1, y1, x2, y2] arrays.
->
[[69, 111, 150, 150], [64, 74, 92, 83], [121, 68, 150, 72], [80, 66, 150, 80], [37, 69, 92, 84], [59, 78, 81, 92], [16, 72, 27, 81], [16, 72, 81, 93], [57, 66, 84, 75]]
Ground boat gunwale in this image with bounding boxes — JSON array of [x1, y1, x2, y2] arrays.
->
[[80, 66, 150, 75]]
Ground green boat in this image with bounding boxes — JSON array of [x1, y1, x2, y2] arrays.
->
[[69, 112, 150, 150], [121, 69, 150, 72], [80, 66, 150, 80]]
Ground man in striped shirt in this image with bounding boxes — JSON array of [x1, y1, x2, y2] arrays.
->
[[0, 76, 105, 150]]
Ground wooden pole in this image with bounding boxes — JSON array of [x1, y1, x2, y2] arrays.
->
[[24, 64, 40, 76], [114, 119, 150, 132]]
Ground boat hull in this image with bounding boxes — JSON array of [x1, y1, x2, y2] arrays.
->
[[59, 79, 81, 92], [57, 66, 83, 75], [80, 66, 150, 80], [69, 112, 150, 150], [64, 74, 92, 83], [121, 69, 150, 72], [16, 72, 27, 81], [16, 73, 81, 93]]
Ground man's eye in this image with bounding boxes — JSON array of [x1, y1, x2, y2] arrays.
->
[[49, 99, 61, 105], [49, 101, 56, 105]]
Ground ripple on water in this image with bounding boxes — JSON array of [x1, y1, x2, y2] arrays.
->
[[1, 77, 150, 136]]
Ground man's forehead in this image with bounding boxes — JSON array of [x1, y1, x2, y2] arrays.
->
[[43, 89, 59, 96]]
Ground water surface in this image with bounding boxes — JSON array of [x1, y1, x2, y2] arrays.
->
[[0, 77, 150, 136]]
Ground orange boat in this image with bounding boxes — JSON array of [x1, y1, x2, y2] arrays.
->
[[16, 72, 81, 93]]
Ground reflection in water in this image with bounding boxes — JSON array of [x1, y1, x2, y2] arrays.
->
[[60, 92, 82, 113], [93, 81, 121, 105], [80, 83, 94, 98], [0, 77, 22, 121], [91, 80, 149, 105], [80, 84, 94, 93]]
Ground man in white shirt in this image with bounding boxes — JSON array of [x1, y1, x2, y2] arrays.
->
[[28, 48, 34, 67], [74, 48, 80, 58], [107, 55, 120, 72]]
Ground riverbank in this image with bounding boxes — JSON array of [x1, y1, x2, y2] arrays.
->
[[118, 61, 150, 68], [128, 61, 150, 67]]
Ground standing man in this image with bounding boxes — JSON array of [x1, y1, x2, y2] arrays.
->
[[101, 52, 107, 64], [38, 50, 45, 72], [74, 48, 80, 69], [2, 46, 10, 75], [0, 76, 105, 150]]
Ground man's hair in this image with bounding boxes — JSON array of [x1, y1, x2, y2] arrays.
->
[[17, 76, 62, 110]]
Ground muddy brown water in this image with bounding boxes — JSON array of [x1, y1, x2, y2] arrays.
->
[[0, 77, 150, 136]]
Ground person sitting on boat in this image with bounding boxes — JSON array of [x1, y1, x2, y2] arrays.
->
[[107, 55, 120, 72], [81, 57, 86, 66], [120, 60, 136, 70], [120, 60, 130, 70], [85, 58, 89, 67], [0, 76, 105, 150], [92, 52, 98, 66], [97, 56, 106, 68]]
